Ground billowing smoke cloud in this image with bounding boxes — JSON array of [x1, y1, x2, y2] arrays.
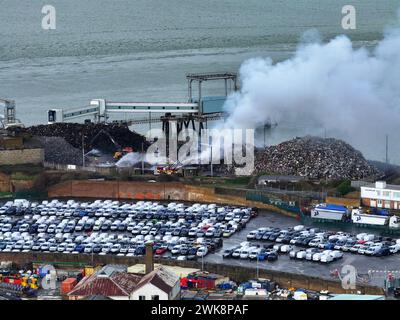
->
[[222, 27, 400, 163]]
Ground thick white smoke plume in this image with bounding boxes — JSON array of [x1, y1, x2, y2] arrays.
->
[[222, 27, 400, 163]]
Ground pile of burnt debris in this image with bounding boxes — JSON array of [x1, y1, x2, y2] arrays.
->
[[9, 123, 149, 153], [254, 136, 381, 180]]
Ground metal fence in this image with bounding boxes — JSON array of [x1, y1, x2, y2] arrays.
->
[[245, 191, 303, 214], [350, 180, 371, 189], [43, 162, 119, 175], [14, 190, 48, 199], [255, 185, 326, 200]]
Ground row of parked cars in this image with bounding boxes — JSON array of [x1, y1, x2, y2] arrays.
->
[[0, 199, 255, 259], [0, 200, 254, 237], [0, 230, 222, 260], [222, 242, 279, 262], [247, 225, 400, 258]]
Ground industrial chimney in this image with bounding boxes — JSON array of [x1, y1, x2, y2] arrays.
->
[[145, 241, 154, 274]]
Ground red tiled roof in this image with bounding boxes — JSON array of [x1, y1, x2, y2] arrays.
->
[[68, 272, 142, 297]]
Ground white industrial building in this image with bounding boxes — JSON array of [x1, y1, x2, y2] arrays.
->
[[360, 181, 400, 210]]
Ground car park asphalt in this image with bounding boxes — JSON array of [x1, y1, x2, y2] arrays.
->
[[206, 211, 400, 288], [1, 199, 399, 289], [0, 199, 255, 262]]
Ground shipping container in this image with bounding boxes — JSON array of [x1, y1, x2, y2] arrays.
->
[[61, 278, 77, 295]]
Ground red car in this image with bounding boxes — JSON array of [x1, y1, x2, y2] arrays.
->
[[155, 247, 168, 255]]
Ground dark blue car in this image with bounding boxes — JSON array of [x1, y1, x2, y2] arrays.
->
[[74, 244, 85, 253]]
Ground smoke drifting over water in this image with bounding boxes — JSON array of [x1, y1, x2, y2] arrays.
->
[[222, 26, 400, 163]]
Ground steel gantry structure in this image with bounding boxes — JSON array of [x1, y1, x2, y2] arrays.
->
[[0, 98, 24, 128], [47, 72, 238, 131]]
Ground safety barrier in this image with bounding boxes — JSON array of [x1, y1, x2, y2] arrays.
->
[[245, 191, 302, 215], [13, 190, 48, 200]]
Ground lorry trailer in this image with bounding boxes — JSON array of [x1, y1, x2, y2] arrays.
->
[[311, 204, 348, 221]]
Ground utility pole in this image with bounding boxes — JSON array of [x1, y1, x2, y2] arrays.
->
[[385, 134, 389, 165], [210, 144, 213, 177], [141, 142, 144, 175], [149, 112, 151, 132], [82, 135, 85, 167], [256, 254, 259, 279]]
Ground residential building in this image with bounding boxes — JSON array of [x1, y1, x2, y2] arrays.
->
[[130, 266, 180, 300], [67, 264, 180, 301], [67, 265, 142, 300]]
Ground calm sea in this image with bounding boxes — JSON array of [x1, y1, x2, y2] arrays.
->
[[0, 0, 399, 161]]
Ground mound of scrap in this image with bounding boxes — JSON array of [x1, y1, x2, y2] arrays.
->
[[254, 136, 381, 180], [10, 122, 148, 151]]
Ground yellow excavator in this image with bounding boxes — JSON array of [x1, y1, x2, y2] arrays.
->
[[113, 146, 134, 160], [21, 276, 39, 290]]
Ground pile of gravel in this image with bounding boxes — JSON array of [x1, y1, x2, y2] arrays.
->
[[9, 122, 149, 153], [254, 136, 380, 180], [33, 136, 83, 165]]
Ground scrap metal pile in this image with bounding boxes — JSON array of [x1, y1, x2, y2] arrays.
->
[[9, 123, 149, 165], [254, 136, 380, 180]]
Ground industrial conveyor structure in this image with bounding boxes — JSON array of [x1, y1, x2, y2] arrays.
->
[[0, 98, 24, 128], [47, 72, 238, 132]]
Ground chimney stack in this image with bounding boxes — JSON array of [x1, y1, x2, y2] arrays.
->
[[145, 242, 154, 274]]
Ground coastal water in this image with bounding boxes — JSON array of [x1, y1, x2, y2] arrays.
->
[[1, 0, 399, 162]]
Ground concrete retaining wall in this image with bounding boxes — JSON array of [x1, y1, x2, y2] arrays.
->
[[49, 180, 187, 201], [10, 179, 35, 192], [0, 252, 383, 295], [0, 148, 44, 165]]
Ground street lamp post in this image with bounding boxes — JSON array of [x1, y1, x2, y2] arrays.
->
[[82, 135, 85, 167], [256, 254, 259, 279], [210, 144, 213, 177], [141, 142, 144, 175]]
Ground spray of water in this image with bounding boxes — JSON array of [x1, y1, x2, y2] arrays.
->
[[115, 152, 143, 167]]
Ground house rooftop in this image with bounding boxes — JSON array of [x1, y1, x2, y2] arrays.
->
[[97, 264, 127, 277], [128, 264, 199, 278], [134, 266, 179, 294], [364, 183, 400, 191], [68, 265, 142, 297]]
